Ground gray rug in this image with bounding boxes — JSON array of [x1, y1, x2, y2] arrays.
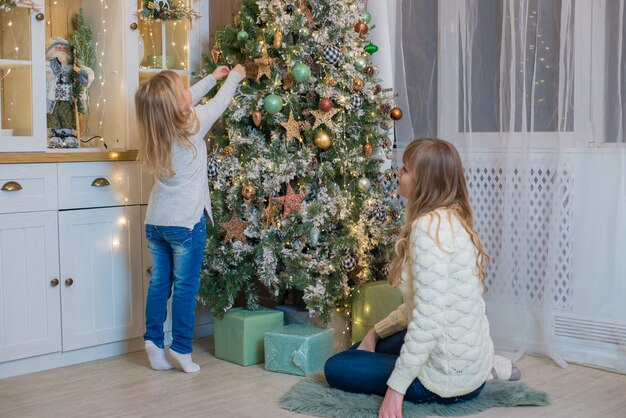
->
[[279, 373, 549, 417]]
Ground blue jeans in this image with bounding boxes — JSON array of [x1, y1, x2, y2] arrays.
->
[[324, 331, 484, 404], [144, 216, 206, 354]]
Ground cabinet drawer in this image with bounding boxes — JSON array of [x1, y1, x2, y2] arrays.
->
[[58, 162, 141, 210], [0, 164, 58, 214]]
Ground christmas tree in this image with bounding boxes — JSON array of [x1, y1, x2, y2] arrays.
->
[[198, 0, 403, 322], [71, 9, 96, 114]]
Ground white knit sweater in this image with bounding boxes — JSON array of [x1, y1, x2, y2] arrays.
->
[[144, 71, 243, 229], [374, 210, 494, 397]]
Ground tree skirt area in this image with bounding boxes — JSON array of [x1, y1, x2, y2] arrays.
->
[[279, 373, 549, 418]]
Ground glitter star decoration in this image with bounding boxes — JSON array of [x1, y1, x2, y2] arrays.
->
[[220, 213, 250, 243], [280, 111, 302, 143], [254, 47, 276, 82], [310, 108, 341, 130], [273, 184, 308, 218]]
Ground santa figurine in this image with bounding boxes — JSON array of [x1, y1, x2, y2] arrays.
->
[[46, 37, 94, 148]]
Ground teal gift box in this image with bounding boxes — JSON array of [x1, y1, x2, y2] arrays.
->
[[213, 307, 284, 366], [264, 324, 334, 376], [351, 280, 403, 344]]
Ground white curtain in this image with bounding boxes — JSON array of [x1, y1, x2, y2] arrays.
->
[[373, 0, 626, 372]]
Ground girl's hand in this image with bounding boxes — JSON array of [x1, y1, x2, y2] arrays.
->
[[232, 64, 246, 79], [357, 328, 379, 352], [378, 387, 404, 418], [211, 66, 230, 81]]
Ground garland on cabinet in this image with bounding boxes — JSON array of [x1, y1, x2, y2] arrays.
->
[[0, 0, 40, 12], [137, 0, 200, 22]]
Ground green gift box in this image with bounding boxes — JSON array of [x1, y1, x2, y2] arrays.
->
[[264, 324, 334, 376], [350, 280, 403, 345], [213, 307, 284, 366]]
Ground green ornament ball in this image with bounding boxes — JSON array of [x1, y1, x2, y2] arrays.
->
[[237, 30, 249, 42], [361, 11, 372, 24], [364, 43, 379, 55], [263, 94, 283, 114], [292, 63, 311, 83], [354, 57, 368, 71]]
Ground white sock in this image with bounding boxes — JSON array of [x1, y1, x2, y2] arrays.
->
[[168, 348, 200, 373], [144, 340, 173, 371], [489, 354, 521, 381]]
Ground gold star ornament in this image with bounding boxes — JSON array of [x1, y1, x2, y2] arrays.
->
[[310, 108, 341, 130], [253, 47, 276, 82], [280, 111, 303, 143], [273, 184, 308, 218], [220, 213, 250, 243]]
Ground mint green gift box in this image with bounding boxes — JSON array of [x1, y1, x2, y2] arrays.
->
[[350, 280, 403, 345], [264, 324, 334, 376], [213, 307, 284, 366]]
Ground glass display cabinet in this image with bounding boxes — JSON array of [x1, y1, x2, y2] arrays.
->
[[0, 0, 208, 153]]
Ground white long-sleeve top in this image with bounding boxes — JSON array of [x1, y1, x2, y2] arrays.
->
[[144, 71, 243, 229], [374, 209, 494, 397]]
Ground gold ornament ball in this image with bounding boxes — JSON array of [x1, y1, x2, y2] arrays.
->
[[242, 184, 257, 200], [363, 142, 373, 157], [314, 130, 332, 150], [353, 77, 365, 92], [224, 145, 235, 156], [325, 75, 337, 86], [390, 107, 404, 121], [357, 177, 372, 192]]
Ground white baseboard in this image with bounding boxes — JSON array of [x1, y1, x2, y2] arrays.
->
[[0, 338, 144, 379], [1, 322, 214, 379]]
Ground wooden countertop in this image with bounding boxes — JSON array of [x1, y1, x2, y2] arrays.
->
[[0, 150, 138, 164]]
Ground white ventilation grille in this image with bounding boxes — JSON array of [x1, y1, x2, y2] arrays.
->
[[554, 314, 626, 347], [463, 154, 574, 310]]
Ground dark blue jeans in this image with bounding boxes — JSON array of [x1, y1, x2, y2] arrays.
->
[[324, 331, 484, 404], [144, 215, 206, 354]]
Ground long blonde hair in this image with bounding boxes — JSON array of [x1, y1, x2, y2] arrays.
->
[[135, 70, 199, 178], [388, 138, 490, 289]]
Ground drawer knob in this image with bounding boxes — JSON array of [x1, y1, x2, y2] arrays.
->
[[36, 13, 45, 21], [91, 178, 111, 187], [65, 278, 74, 287], [50, 278, 59, 287], [1, 181, 22, 192], [130, 22, 138, 30]]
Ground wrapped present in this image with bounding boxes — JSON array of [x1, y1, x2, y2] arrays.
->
[[276, 305, 350, 352], [213, 307, 284, 366], [264, 324, 334, 376], [350, 280, 403, 344]]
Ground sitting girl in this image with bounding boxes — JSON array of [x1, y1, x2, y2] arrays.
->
[[325, 138, 517, 416]]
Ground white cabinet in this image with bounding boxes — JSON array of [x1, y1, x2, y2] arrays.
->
[[0, 160, 145, 377], [59, 206, 143, 351], [0, 211, 60, 362]]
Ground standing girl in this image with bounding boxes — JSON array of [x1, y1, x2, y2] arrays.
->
[[135, 64, 245, 372], [325, 139, 495, 415]]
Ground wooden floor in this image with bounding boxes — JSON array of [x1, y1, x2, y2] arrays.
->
[[1, 337, 625, 418]]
